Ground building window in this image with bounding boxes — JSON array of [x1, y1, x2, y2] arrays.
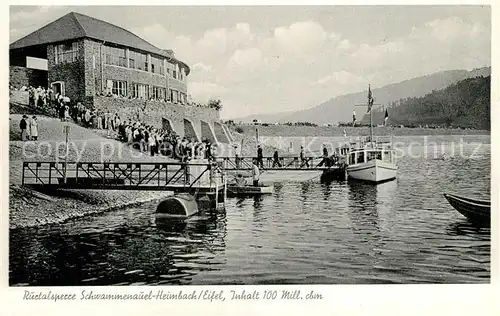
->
[[129, 50, 148, 71], [131, 83, 149, 99], [107, 80, 127, 97], [151, 56, 164, 75], [151, 86, 166, 100], [103, 45, 127, 67], [55, 42, 78, 64], [171, 90, 179, 103], [167, 62, 176, 79]]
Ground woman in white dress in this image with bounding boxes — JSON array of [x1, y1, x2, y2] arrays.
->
[[29, 116, 38, 141]]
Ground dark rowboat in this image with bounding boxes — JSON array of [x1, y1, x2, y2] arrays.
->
[[226, 184, 273, 197], [443, 193, 490, 225]]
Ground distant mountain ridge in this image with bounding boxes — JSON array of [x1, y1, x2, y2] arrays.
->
[[234, 67, 491, 124]]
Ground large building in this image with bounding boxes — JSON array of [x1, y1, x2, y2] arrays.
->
[[9, 12, 235, 144], [10, 12, 189, 106]]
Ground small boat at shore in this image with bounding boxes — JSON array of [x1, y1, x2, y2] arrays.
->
[[443, 193, 490, 225], [226, 184, 274, 197]]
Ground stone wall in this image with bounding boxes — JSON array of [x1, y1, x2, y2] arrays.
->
[[92, 96, 220, 140], [83, 39, 102, 97], [47, 40, 86, 103], [10, 90, 28, 104], [9, 66, 48, 89]]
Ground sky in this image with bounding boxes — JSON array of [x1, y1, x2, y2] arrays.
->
[[10, 5, 491, 119]]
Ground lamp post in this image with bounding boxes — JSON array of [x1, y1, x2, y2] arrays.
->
[[63, 123, 70, 184]]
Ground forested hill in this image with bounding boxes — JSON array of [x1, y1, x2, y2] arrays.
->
[[361, 76, 490, 130]]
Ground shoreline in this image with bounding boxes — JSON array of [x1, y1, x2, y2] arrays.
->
[[9, 184, 173, 230], [233, 124, 490, 137], [9, 112, 284, 230]]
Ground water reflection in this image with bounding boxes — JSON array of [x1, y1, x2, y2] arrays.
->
[[347, 182, 380, 238], [10, 207, 228, 286], [321, 182, 332, 200], [253, 195, 264, 209], [446, 221, 491, 237], [9, 136, 492, 285]]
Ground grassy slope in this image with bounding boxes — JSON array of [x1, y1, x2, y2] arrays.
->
[[9, 114, 177, 229]]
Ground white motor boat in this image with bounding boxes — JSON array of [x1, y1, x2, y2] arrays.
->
[[338, 84, 398, 184], [343, 137, 397, 183]]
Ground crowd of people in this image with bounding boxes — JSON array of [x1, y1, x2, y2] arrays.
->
[[110, 118, 219, 161]]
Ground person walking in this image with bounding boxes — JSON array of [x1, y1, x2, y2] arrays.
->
[[256, 144, 264, 168], [252, 160, 260, 187], [29, 115, 38, 141], [20, 115, 28, 141], [319, 144, 330, 167]]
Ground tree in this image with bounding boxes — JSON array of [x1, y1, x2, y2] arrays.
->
[[208, 99, 223, 111]]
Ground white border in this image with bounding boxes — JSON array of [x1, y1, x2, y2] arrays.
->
[[1, 2, 498, 315]]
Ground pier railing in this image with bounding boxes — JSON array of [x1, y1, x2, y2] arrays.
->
[[22, 161, 225, 193], [215, 156, 340, 170]]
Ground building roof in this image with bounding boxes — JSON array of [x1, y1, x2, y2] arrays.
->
[[10, 12, 189, 74]]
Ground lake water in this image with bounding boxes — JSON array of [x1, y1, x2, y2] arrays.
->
[[9, 135, 491, 285]]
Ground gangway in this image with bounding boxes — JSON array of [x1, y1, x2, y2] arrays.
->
[[22, 161, 225, 195]]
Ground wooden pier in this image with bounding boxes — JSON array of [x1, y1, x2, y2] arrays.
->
[[22, 156, 348, 196], [216, 156, 340, 171], [22, 161, 226, 195]]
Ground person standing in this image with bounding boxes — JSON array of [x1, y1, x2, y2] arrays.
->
[[205, 141, 212, 161], [149, 131, 156, 156], [234, 143, 241, 169], [272, 150, 281, 168], [252, 160, 260, 187], [64, 104, 70, 122], [256, 144, 264, 168], [20, 115, 28, 141], [29, 115, 38, 141], [300, 146, 309, 168], [28, 87, 34, 107]]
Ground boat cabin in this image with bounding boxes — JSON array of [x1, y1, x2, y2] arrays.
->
[[338, 136, 396, 166], [348, 148, 395, 165]]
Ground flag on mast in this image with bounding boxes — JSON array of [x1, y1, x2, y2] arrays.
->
[[367, 84, 374, 113], [343, 129, 347, 137], [352, 109, 356, 127], [384, 108, 389, 126]]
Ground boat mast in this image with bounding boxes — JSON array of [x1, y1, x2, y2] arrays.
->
[[369, 84, 373, 147]]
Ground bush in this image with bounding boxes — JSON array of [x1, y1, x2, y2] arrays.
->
[[208, 99, 223, 111], [235, 126, 244, 133]]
